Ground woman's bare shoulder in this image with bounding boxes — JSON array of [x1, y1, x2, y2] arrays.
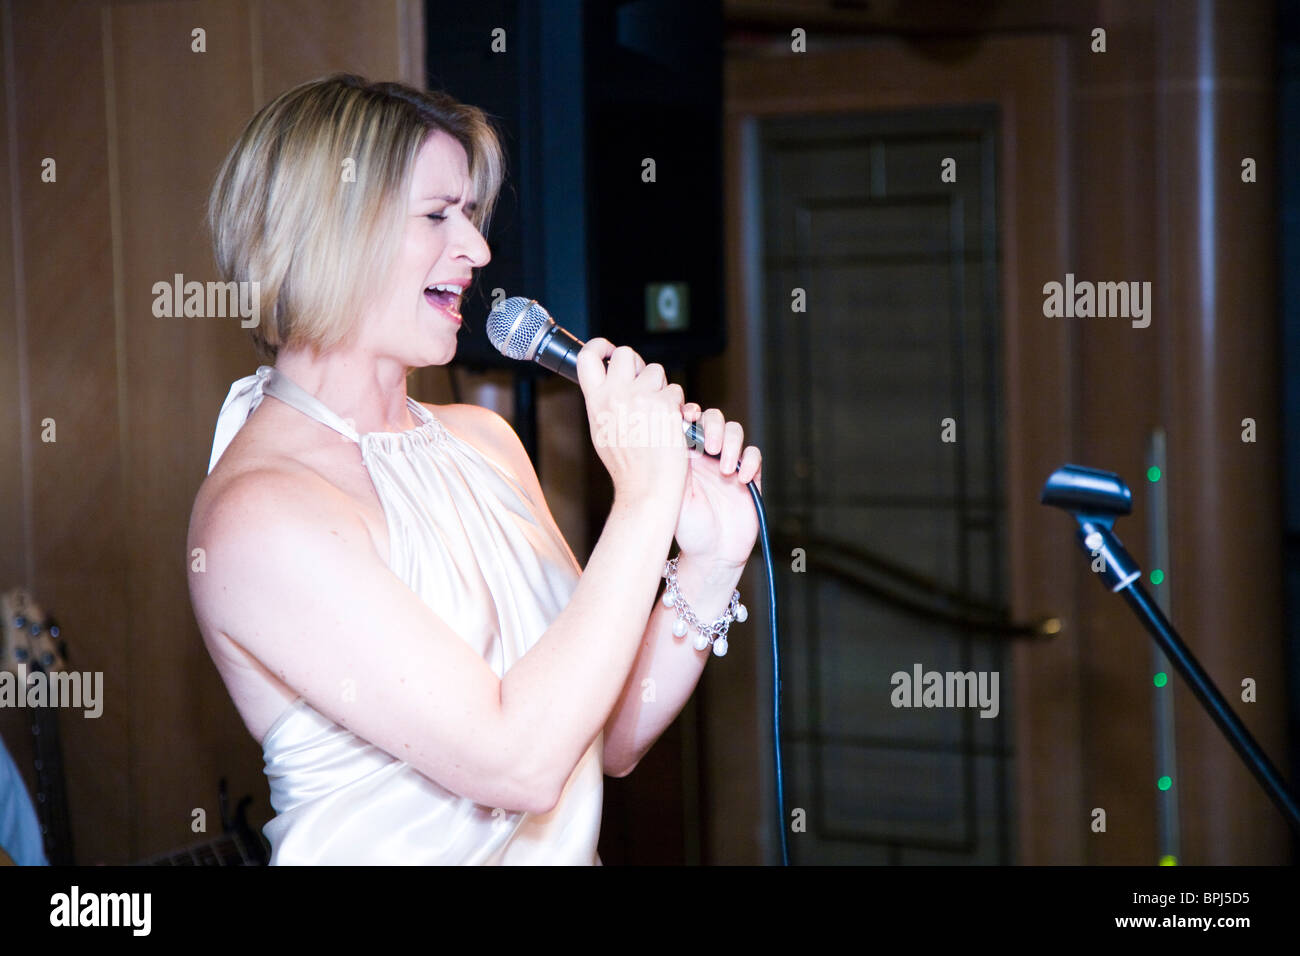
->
[[187, 417, 383, 652], [190, 405, 357, 549], [424, 401, 510, 438]]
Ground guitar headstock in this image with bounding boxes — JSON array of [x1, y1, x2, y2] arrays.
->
[[0, 588, 67, 677]]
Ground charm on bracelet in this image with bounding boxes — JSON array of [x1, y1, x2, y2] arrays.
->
[[661, 555, 746, 657]]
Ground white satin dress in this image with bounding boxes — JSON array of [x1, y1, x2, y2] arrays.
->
[[206, 366, 604, 865]]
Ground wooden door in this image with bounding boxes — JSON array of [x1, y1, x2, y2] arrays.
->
[[758, 105, 1012, 863], [710, 36, 1076, 864]]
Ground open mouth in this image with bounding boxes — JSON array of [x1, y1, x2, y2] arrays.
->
[[424, 285, 463, 321]]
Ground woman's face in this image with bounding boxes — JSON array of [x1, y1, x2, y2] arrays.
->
[[358, 129, 490, 368]]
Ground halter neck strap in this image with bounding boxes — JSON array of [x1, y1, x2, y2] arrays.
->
[[206, 366, 436, 474], [261, 367, 361, 443]]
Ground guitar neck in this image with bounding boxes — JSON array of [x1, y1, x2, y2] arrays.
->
[[30, 697, 75, 865], [139, 831, 262, 866], [2, 587, 74, 865]]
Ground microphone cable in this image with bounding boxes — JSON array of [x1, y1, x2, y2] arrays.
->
[[651, 417, 791, 865], [746, 479, 788, 866], [487, 298, 788, 865]]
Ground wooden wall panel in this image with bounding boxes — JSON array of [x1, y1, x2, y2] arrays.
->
[[5, 0, 132, 866], [1071, 9, 1163, 864], [106, 0, 264, 861], [0, 0, 38, 842], [260, 0, 419, 96], [1158, 0, 1286, 864], [0, 0, 428, 863], [0, 2, 26, 594]]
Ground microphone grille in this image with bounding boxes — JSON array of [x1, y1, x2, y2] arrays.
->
[[487, 297, 553, 361]]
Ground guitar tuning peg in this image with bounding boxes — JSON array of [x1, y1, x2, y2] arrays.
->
[[40, 652, 54, 669], [14, 647, 28, 662], [13, 615, 25, 629], [29, 621, 41, 636]]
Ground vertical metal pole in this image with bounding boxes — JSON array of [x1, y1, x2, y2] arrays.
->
[[513, 371, 538, 472], [1147, 428, 1181, 862]]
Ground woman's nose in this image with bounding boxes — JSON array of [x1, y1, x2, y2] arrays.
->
[[455, 219, 491, 268]]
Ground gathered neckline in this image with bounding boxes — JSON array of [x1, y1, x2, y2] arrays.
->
[[361, 411, 450, 447], [257, 365, 450, 446]]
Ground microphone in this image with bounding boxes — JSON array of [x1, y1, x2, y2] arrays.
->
[[486, 297, 586, 384], [486, 296, 709, 453]]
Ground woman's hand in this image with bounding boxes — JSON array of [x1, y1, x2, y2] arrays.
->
[[576, 338, 688, 514], [672, 403, 762, 569]]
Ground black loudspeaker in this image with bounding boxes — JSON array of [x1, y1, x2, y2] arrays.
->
[[425, 0, 725, 371]]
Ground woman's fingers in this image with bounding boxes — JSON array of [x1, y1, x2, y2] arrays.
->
[[719, 421, 744, 476], [621, 390, 762, 484], [700, 408, 726, 456], [693, 408, 759, 480], [607, 345, 641, 380], [576, 337, 616, 392], [637, 361, 666, 388]]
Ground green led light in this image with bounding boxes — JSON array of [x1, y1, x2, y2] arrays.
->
[[1154, 672, 1168, 687], [1148, 466, 1161, 482], [1157, 776, 1172, 791], [1150, 569, 1164, 585], [1159, 855, 1178, 866]]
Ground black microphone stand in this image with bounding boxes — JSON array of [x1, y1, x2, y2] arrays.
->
[[1041, 464, 1300, 836], [512, 367, 539, 466]]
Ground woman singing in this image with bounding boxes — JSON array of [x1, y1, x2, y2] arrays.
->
[[187, 74, 762, 864]]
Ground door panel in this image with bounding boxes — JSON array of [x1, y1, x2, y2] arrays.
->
[[760, 108, 1011, 864]]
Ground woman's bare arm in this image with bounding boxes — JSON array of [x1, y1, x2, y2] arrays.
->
[[601, 555, 742, 776], [188, 465, 678, 815], [452, 404, 745, 778]]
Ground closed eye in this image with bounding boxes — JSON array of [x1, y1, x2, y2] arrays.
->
[[426, 213, 446, 222]]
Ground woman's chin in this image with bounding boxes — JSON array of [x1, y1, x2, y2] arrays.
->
[[414, 337, 458, 369]]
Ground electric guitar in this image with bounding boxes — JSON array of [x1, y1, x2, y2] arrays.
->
[[2, 588, 269, 865], [136, 778, 268, 865], [0, 587, 74, 864]]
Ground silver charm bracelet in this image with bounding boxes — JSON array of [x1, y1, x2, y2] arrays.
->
[[661, 555, 747, 657]]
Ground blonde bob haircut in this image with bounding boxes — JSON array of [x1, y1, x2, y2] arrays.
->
[[208, 73, 505, 362]]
